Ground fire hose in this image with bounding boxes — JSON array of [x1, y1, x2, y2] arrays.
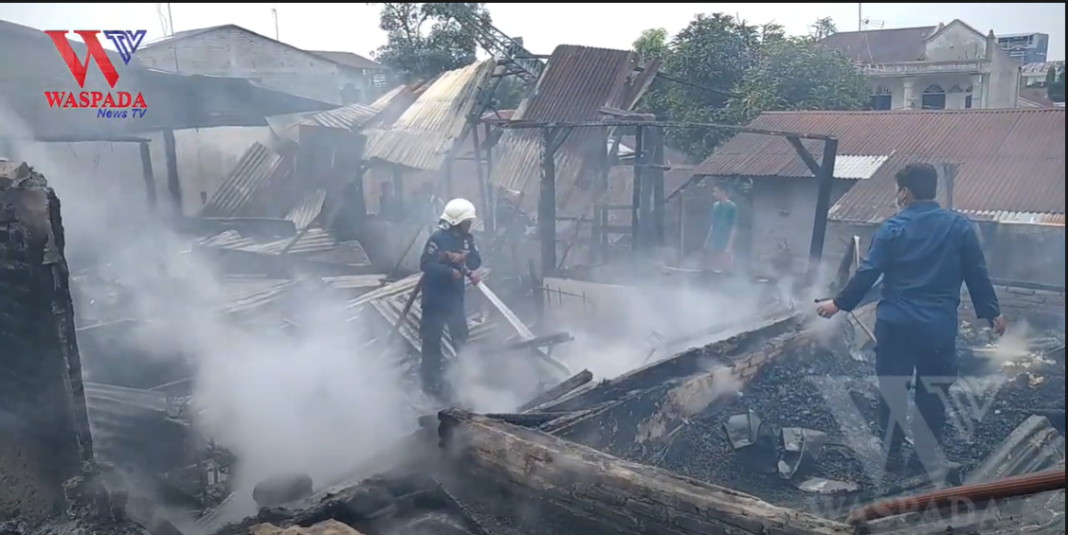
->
[[847, 467, 1065, 524]]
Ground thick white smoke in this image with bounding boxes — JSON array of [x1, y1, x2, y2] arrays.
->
[[0, 101, 414, 525]]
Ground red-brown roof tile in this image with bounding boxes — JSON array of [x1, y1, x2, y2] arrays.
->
[[693, 109, 1065, 222]]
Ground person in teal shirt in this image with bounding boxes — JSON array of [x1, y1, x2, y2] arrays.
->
[[704, 183, 737, 273]]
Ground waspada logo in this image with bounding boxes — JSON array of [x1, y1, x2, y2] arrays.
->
[[43, 30, 149, 119]]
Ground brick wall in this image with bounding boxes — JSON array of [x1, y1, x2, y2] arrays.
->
[[136, 27, 373, 106]]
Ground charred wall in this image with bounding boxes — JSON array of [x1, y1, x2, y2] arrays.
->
[[0, 164, 93, 525]]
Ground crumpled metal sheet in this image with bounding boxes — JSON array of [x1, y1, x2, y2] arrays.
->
[[965, 414, 1066, 485]]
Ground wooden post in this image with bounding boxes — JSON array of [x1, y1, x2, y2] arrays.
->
[[631, 126, 644, 252], [438, 409, 850, 535], [138, 141, 157, 210], [806, 138, 838, 285], [162, 129, 181, 213], [650, 126, 666, 248], [472, 125, 492, 232], [539, 128, 558, 277]]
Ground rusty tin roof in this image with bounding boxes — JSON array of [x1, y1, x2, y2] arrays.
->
[[492, 45, 639, 214], [363, 61, 496, 171], [694, 109, 1065, 223]]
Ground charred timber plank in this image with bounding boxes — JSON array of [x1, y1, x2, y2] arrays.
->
[[553, 328, 818, 453], [0, 166, 93, 526], [438, 408, 850, 535], [540, 312, 804, 412], [518, 369, 593, 412]]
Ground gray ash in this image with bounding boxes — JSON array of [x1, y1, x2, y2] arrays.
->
[[945, 365, 1066, 469], [615, 350, 882, 509], [590, 344, 1067, 513]]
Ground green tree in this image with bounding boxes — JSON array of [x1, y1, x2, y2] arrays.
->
[[632, 28, 672, 121], [723, 36, 869, 124], [1047, 67, 1065, 103], [809, 17, 838, 41], [370, 3, 490, 81], [645, 14, 762, 159], [632, 14, 868, 160]]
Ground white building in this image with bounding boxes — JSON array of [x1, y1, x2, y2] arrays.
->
[[820, 20, 1020, 110], [136, 24, 393, 106]]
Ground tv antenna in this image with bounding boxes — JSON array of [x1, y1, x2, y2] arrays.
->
[[858, 3, 883, 30], [271, 4, 280, 40]]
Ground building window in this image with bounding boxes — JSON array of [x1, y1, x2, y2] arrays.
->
[[965, 95, 973, 109], [921, 84, 946, 110], [868, 85, 892, 110], [869, 94, 892, 110]]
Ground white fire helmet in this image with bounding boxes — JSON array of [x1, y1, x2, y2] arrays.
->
[[440, 198, 477, 227]]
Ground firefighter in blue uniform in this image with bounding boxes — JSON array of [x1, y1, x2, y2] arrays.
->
[[419, 198, 482, 396]]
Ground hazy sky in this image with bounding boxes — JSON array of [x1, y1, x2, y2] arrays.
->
[[1, 3, 1064, 62]]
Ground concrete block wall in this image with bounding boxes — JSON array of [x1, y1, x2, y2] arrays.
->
[[136, 26, 374, 106]]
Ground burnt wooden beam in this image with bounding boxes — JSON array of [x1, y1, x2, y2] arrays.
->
[[551, 326, 819, 455], [540, 313, 804, 412], [438, 408, 850, 535], [518, 368, 592, 412], [807, 139, 838, 284], [785, 136, 822, 178], [538, 127, 572, 277], [1, 163, 91, 525], [631, 125, 644, 251], [138, 141, 157, 210], [162, 128, 181, 213], [1, 163, 149, 534]]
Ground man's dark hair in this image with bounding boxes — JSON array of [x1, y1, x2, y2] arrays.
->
[[894, 163, 938, 200]]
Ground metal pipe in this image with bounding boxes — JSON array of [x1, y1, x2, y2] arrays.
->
[[848, 467, 1066, 524]]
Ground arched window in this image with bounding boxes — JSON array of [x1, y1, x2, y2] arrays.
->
[[921, 84, 946, 110], [869, 85, 892, 110]]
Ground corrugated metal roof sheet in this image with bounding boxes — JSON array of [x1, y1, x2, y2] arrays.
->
[[198, 229, 371, 267], [964, 414, 1065, 485], [493, 45, 639, 214], [364, 60, 496, 170], [199, 142, 293, 218], [833, 154, 891, 179], [966, 211, 1065, 226], [285, 189, 326, 230], [693, 109, 1065, 222], [267, 103, 384, 142], [300, 103, 380, 130]]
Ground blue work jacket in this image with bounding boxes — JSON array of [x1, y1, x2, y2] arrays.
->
[[834, 201, 1000, 347], [419, 228, 482, 312]]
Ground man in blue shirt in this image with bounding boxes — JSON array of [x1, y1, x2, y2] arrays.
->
[[816, 163, 1005, 471], [419, 198, 482, 397]]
